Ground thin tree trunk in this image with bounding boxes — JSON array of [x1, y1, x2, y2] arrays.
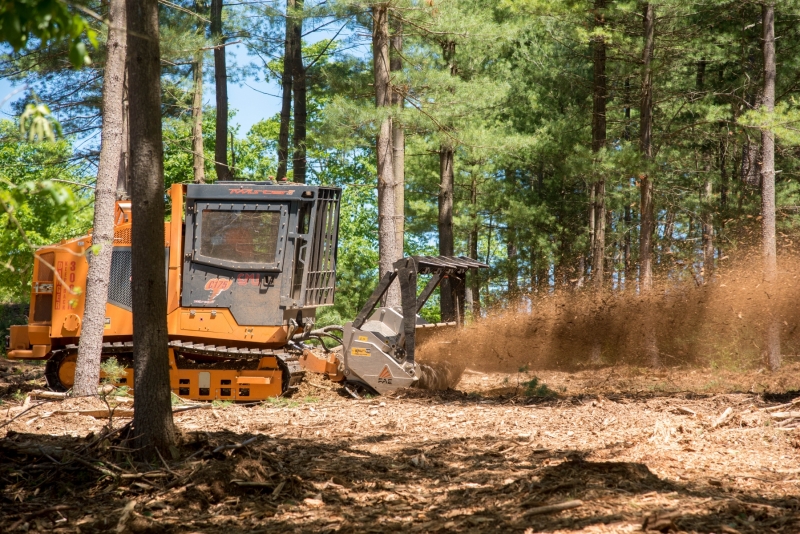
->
[[624, 204, 631, 286], [126, 0, 177, 455], [640, 2, 658, 368], [391, 16, 404, 259], [276, 0, 294, 180], [591, 0, 607, 290], [191, 51, 205, 184], [210, 0, 231, 181], [73, 0, 127, 396], [761, 2, 779, 370], [469, 174, 480, 317], [439, 40, 457, 321], [439, 146, 456, 320], [701, 180, 714, 281], [639, 2, 655, 293], [115, 78, 129, 197], [291, 0, 306, 183], [373, 4, 399, 307], [589, 183, 595, 262]]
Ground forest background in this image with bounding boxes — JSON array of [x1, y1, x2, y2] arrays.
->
[[2, 0, 800, 368]]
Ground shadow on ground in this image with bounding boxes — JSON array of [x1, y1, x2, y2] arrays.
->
[[1, 420, 798, 533]]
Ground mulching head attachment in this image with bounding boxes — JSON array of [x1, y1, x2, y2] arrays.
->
[[340, 255, 488, 395]]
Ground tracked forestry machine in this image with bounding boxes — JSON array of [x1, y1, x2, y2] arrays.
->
[[5, 182, 486, 400]]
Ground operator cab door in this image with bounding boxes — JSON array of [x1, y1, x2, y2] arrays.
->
[[181, 200, 290, 326]]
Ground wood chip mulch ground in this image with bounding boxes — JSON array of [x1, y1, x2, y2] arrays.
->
[[1, 363, 799, 533]]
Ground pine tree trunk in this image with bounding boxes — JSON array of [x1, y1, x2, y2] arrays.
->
[[276, 0, 294, 180], [624, 204, 632, 286], [126, 0, 177, 455], [591, 0, 607, 290], [640, 2, 659, 367], [439, 146, 455, 321], [439, 40, 457, 321], [191, 51, 205, 184], [211, 0, 231, 181], [115, 77, 130, 197], [390, 17, 404, 259], [695, 60, 713, 283], [469, 175, 481, 318], [505, 168, 518, 297], [291, 0, 306, 183], [507, 239, 518, 296], [701, 179, 714, 281], [639, 2, 655, 293], [373, 4, 399, 307], [761, 3, 780, 370], [73, 0, 127, 397]]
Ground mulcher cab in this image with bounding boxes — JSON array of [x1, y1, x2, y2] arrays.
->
[[4, 181, 486, 399]]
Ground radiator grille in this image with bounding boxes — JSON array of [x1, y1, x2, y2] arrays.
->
[[304, 188, 339, 306], [114, 226, 132, 245], [108, 249, 133, 311], [112, 224, 170, 246]]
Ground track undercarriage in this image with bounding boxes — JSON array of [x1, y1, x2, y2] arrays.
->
[[44, 340, 304, 401]]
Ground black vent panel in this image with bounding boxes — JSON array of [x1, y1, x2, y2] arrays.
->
[[304, 188, 339, 306], [108, 249, 133, 311]]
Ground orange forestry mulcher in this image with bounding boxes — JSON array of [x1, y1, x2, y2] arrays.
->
[[5, 181, 486, 400]]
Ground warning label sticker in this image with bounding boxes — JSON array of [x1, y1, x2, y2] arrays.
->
[[351, 347, 370, 357]]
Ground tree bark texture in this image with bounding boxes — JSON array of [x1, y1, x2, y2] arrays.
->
[[291, 0, 306, 183], [115, 76, 129, 197], [211, 0, 231, 181], [191, 51, 205, 184], [469, 175, 481, 317], [696, 60, 712, 282], [624, 204, 632, 285], [505, 168, 518, 296], [276, 0, 295, 180], [591, 0, 607, 290], [73, 0, 128, 397], [439, 147, 456, 321], [701, 179, 714, 281], [126, 0, 177, 455], [639, 2, 655, 293], [761, 3, 780, 370], [373, 4, 400, 307], [439, 39, 457, 321], [761, 3, 777, 284], [390, 16, 404, 259]]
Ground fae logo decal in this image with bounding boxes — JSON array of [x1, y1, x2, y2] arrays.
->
[[236, 273, 261, 286], [204, 278, 232, 300], [377, 365, 393, 385]]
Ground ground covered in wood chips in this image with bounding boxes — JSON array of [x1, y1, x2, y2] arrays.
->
[[1, 360, 800, 533]]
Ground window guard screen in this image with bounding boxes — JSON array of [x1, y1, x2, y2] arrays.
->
[[200, 210, 280, 265]]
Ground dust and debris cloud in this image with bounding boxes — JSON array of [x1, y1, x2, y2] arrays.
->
[[418, 253, 800, 374]]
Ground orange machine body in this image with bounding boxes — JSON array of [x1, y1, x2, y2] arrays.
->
[[6, 182, 341, 400]]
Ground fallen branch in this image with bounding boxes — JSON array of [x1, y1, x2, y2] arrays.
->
[[712, 407, 734, 428], [8, 504, 71, 531], [769, 411, 800, 419], [52, 409, 134, 418], [0, 440, 66, 459], [674, 406, 696, 416], [763, 397, 800, 412], [28, 390, 68, 400], [523, 500, 583, 517]]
